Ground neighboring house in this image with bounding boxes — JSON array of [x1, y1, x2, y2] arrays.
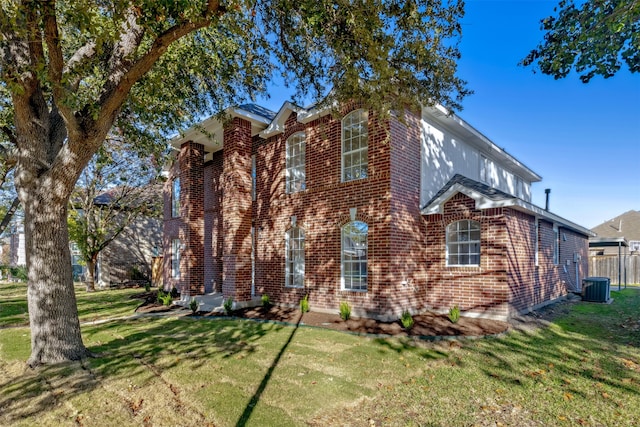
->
[[86, 187, 163, 287], [590, 210, 640, 255], [589, 210, 640, 285], [8, 216, 26, 267], [163, 102, 592, 321]]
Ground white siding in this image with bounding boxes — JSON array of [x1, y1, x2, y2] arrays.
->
[[420, 113, 532, 207]]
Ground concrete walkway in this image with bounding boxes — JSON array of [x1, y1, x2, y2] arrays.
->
[[175, 292, 226, 312]]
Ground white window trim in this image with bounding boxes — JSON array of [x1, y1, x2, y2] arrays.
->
[[446, 220, 481, 267], [341, 110, 368, 182], [285, 132, 306, 194], [341, 221, 368, 291], [285, 227, 305, 288]]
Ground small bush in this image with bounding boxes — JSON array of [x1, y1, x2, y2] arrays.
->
[[339, 301, 351, 321], [223, 297, 233, 315], [261, 294, 271, 307], [9, 266, 28, 281], [189, 298, 199, 314], [448, 305, 460, 323], [300, 294, 310, 313], [170, 286, 179, 298], [144, 282, 151, 292], [401, 310, 414, 330], [157, 291, 173, 306]]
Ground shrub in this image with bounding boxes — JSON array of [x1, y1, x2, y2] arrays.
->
[[189, 298, 199, 314], [223, 297, 233, 315], [170, 286, 179, 298], [339, 301, 351, 321], [300, 294, 310, 313], [448, 305, 460, 323], [401, 310, 414, 330], [9, 266, 28, 281], [157, 291, 173, 306], [144, 282, 151, 292], [261, 294, 271, 307]]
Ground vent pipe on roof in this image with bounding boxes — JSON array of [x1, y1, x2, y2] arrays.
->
[[544, 188, 551, 211]]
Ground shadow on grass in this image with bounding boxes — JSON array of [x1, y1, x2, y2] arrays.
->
[[0, 315, 284, 423], [235, 313, 303, 427], [471, 290, 640, 398]]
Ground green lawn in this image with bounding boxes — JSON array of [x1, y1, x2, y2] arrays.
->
[[1, 284, 639, 426], [0, 282, 144, 327]]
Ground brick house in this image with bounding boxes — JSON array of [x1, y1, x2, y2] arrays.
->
[[163, 102, 593, 320]]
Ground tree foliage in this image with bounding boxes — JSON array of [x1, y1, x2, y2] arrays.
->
[[68, 141, 161, 291], [522, 0, 640, 82], [0, 0, 469, 366]]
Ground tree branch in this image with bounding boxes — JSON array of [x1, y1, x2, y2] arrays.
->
[[1, 125, 17, 146], [42, 0, 77, 134], [96, 0, 224, 129]]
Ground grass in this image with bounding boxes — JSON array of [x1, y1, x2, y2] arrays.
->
[[0, 285, 639, 426], [0, 281, 145, 328]]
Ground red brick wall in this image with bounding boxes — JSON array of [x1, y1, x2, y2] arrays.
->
[[204, 151, 224, 293], [387, 111, 428, 317], [424, 194, 510, 319], [558, 226, 589, 292], [179, 142, 205, 295], [222, 117, 253, 301], [252, 108, 395, 318], [504, 210, 564, 314]]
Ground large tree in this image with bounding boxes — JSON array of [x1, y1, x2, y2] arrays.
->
[[0, 0, 470, 366], [522, 0, 640, 82]]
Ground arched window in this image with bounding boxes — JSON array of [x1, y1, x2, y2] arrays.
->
[[446, 220, 481, 266], [285, 227, 305, 287], [341, 221, 368, 290], [286, 132, 306, 193], [342, 109, 368, 182]]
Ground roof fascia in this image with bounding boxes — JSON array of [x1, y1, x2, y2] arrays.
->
[[258, 102, 304, 138], [421, 183, 595, 237], [170, 106, 273, 148]]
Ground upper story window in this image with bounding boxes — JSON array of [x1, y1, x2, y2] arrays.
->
[[341, 220, 368, 291], [286, 132, 306, 193], [446, 220, 481, 266], [342, 109, 368, 182], [285, 226, 305, 287], [171, 178, 180, 217]]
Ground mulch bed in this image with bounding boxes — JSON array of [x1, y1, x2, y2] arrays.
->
[[133, 292, 509, 338]]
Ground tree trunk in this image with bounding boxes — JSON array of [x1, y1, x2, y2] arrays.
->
[[25, 196, 89, 367], [85, 256, 97, 292]]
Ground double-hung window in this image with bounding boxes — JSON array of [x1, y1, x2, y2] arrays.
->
[[446, 220, 481, 266], [286, 133, 306, 193], [285, 227, 305, 287], [341, 221, 368, 291], [342, 110, 368, 182]]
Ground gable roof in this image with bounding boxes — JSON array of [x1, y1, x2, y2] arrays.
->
[[591, 210, 640, 241], [421, 174, 594, 237]]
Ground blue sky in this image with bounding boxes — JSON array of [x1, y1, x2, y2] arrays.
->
[[260, 0, 640, 229]]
